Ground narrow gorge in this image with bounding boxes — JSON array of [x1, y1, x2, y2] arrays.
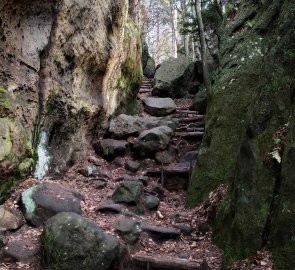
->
[[0, 0, 294, 270]]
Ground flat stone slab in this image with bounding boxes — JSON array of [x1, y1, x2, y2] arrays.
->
[[21, 182, 84, 226], [141, 224, 180, 240], [143, 97, 176, 116], [96, 203, 125, 214]]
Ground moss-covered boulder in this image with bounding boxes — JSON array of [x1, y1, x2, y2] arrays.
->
[[152, 56, 198, 98], [0, 118, 12, 162], [41, 212, 119, 270], [187, 0, 295, 267]]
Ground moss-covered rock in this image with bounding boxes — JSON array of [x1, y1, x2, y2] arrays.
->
[[0, 118, 12, 162], [41, 212, 119, 270], [187, 0, 295, 267]]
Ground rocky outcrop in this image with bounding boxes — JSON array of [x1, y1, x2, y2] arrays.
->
[[152, 56, 200, 98], [187, 1, 295, 268], [142, 42, 156, 78], [0, 0, 142, 201]]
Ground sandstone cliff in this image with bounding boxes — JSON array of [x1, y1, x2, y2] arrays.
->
[[0, 0, 142, 201]]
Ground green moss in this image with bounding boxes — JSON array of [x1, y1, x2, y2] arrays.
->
[[0, 118, 13, 161], [21, 185, 38, 221], [273, 240, 295, 270], [18, 158, 35, 176], [0, 176, 20, 204], [0, 86, 14, 116]]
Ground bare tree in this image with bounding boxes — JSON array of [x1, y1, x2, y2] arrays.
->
[[194, 0, 212, 96]]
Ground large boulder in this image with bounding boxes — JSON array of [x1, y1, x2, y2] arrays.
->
[[41, 212, 119, 270], [142, 42, 156, 78], [21, 183, 84, 226], [152, 56, 198, 98], [144, 58, 156, 78], [143, 97, 176, 116], [133, 126, 173, 156], [109, 114, 178, 138], [93, 139, 128, 161]]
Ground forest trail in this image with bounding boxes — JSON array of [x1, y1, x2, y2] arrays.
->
[[0, 79, 270, 270]]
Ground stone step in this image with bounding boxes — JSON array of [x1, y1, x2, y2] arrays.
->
[[141, 224, 180, 240]]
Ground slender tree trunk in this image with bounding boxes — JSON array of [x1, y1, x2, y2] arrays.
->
[[170, 0, 178, 58], [194, 0, 212, 97]]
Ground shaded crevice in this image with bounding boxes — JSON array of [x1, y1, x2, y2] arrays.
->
[[262, 162, 282, 246]]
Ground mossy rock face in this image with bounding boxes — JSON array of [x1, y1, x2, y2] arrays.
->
[[41, 212, 119, 270], [0, 118, 13, 162], [187, 0, 295, 267]]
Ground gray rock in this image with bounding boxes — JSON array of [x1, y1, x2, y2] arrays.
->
[[190, 90, 208, 114], [198, 223, 210, 234], [175, 224, 193, 235], [138, 176, 149, 186], [133, 126, 173, 157], [93, 139, 128, 161], [143, 97, 176, 116], [41, 212, 119, 270], [112, 181, 143, 205], [155, 150, 175, 165], [78, 164, 99, 177], [0, 233, 6, 248], [21, 183, 84, 226], [125, 160, 141, 173], [96, 203, 125, 214], [144, 57, 156, 78], [141, 224, 180, 240], [144, 195, 160, 210], [153, 56, 197, 98], [4, 240, 39, 262], [114, 218, 141, 243], [149, 183, 165, 199], [109, 114, 178, 138], [0, 206, 24, 232], [113, 157, 125, 168]]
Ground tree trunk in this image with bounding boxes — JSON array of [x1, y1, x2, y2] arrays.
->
[[170, 0, 178, 58], [194, 0, 212, 97]]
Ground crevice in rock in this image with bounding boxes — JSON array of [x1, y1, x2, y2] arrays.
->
[[262, 162, 282, 246]]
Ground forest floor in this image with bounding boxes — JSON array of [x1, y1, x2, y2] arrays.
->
[[0, 79, 273, 270]]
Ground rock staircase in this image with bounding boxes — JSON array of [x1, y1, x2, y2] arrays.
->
[[0, 78, 224, 270]]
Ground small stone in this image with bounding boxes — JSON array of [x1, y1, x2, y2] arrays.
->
[[94, 180, 107, 189], [78, 164, 99, 177], [125, 160, 141, 173], [112, 181, 143, 205], [144, 195, 160, 210], [0, 206, 24, 232], [93, 139, 127, 161], [113, 157, 124, 168], [88, 156, 104, 166], [4, 240, 39, 262], [114, 218, 141, 243], [138, 176, 149, 186], [198, 223, 210, 234], [175, 224, 193, 235], [155, 150, 175, 165], [149, 183, 165, 199]]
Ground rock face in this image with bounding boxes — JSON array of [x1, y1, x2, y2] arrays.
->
[[109, 114, 178, 138], [143, 97, 176, 116], [133, 126, 174, 156], [41, 212, 119, 270], [21, 183, 84, 226], [187, 1, 295, 268], [152, 56, 199, 98], [0, 0, 142, 199]]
